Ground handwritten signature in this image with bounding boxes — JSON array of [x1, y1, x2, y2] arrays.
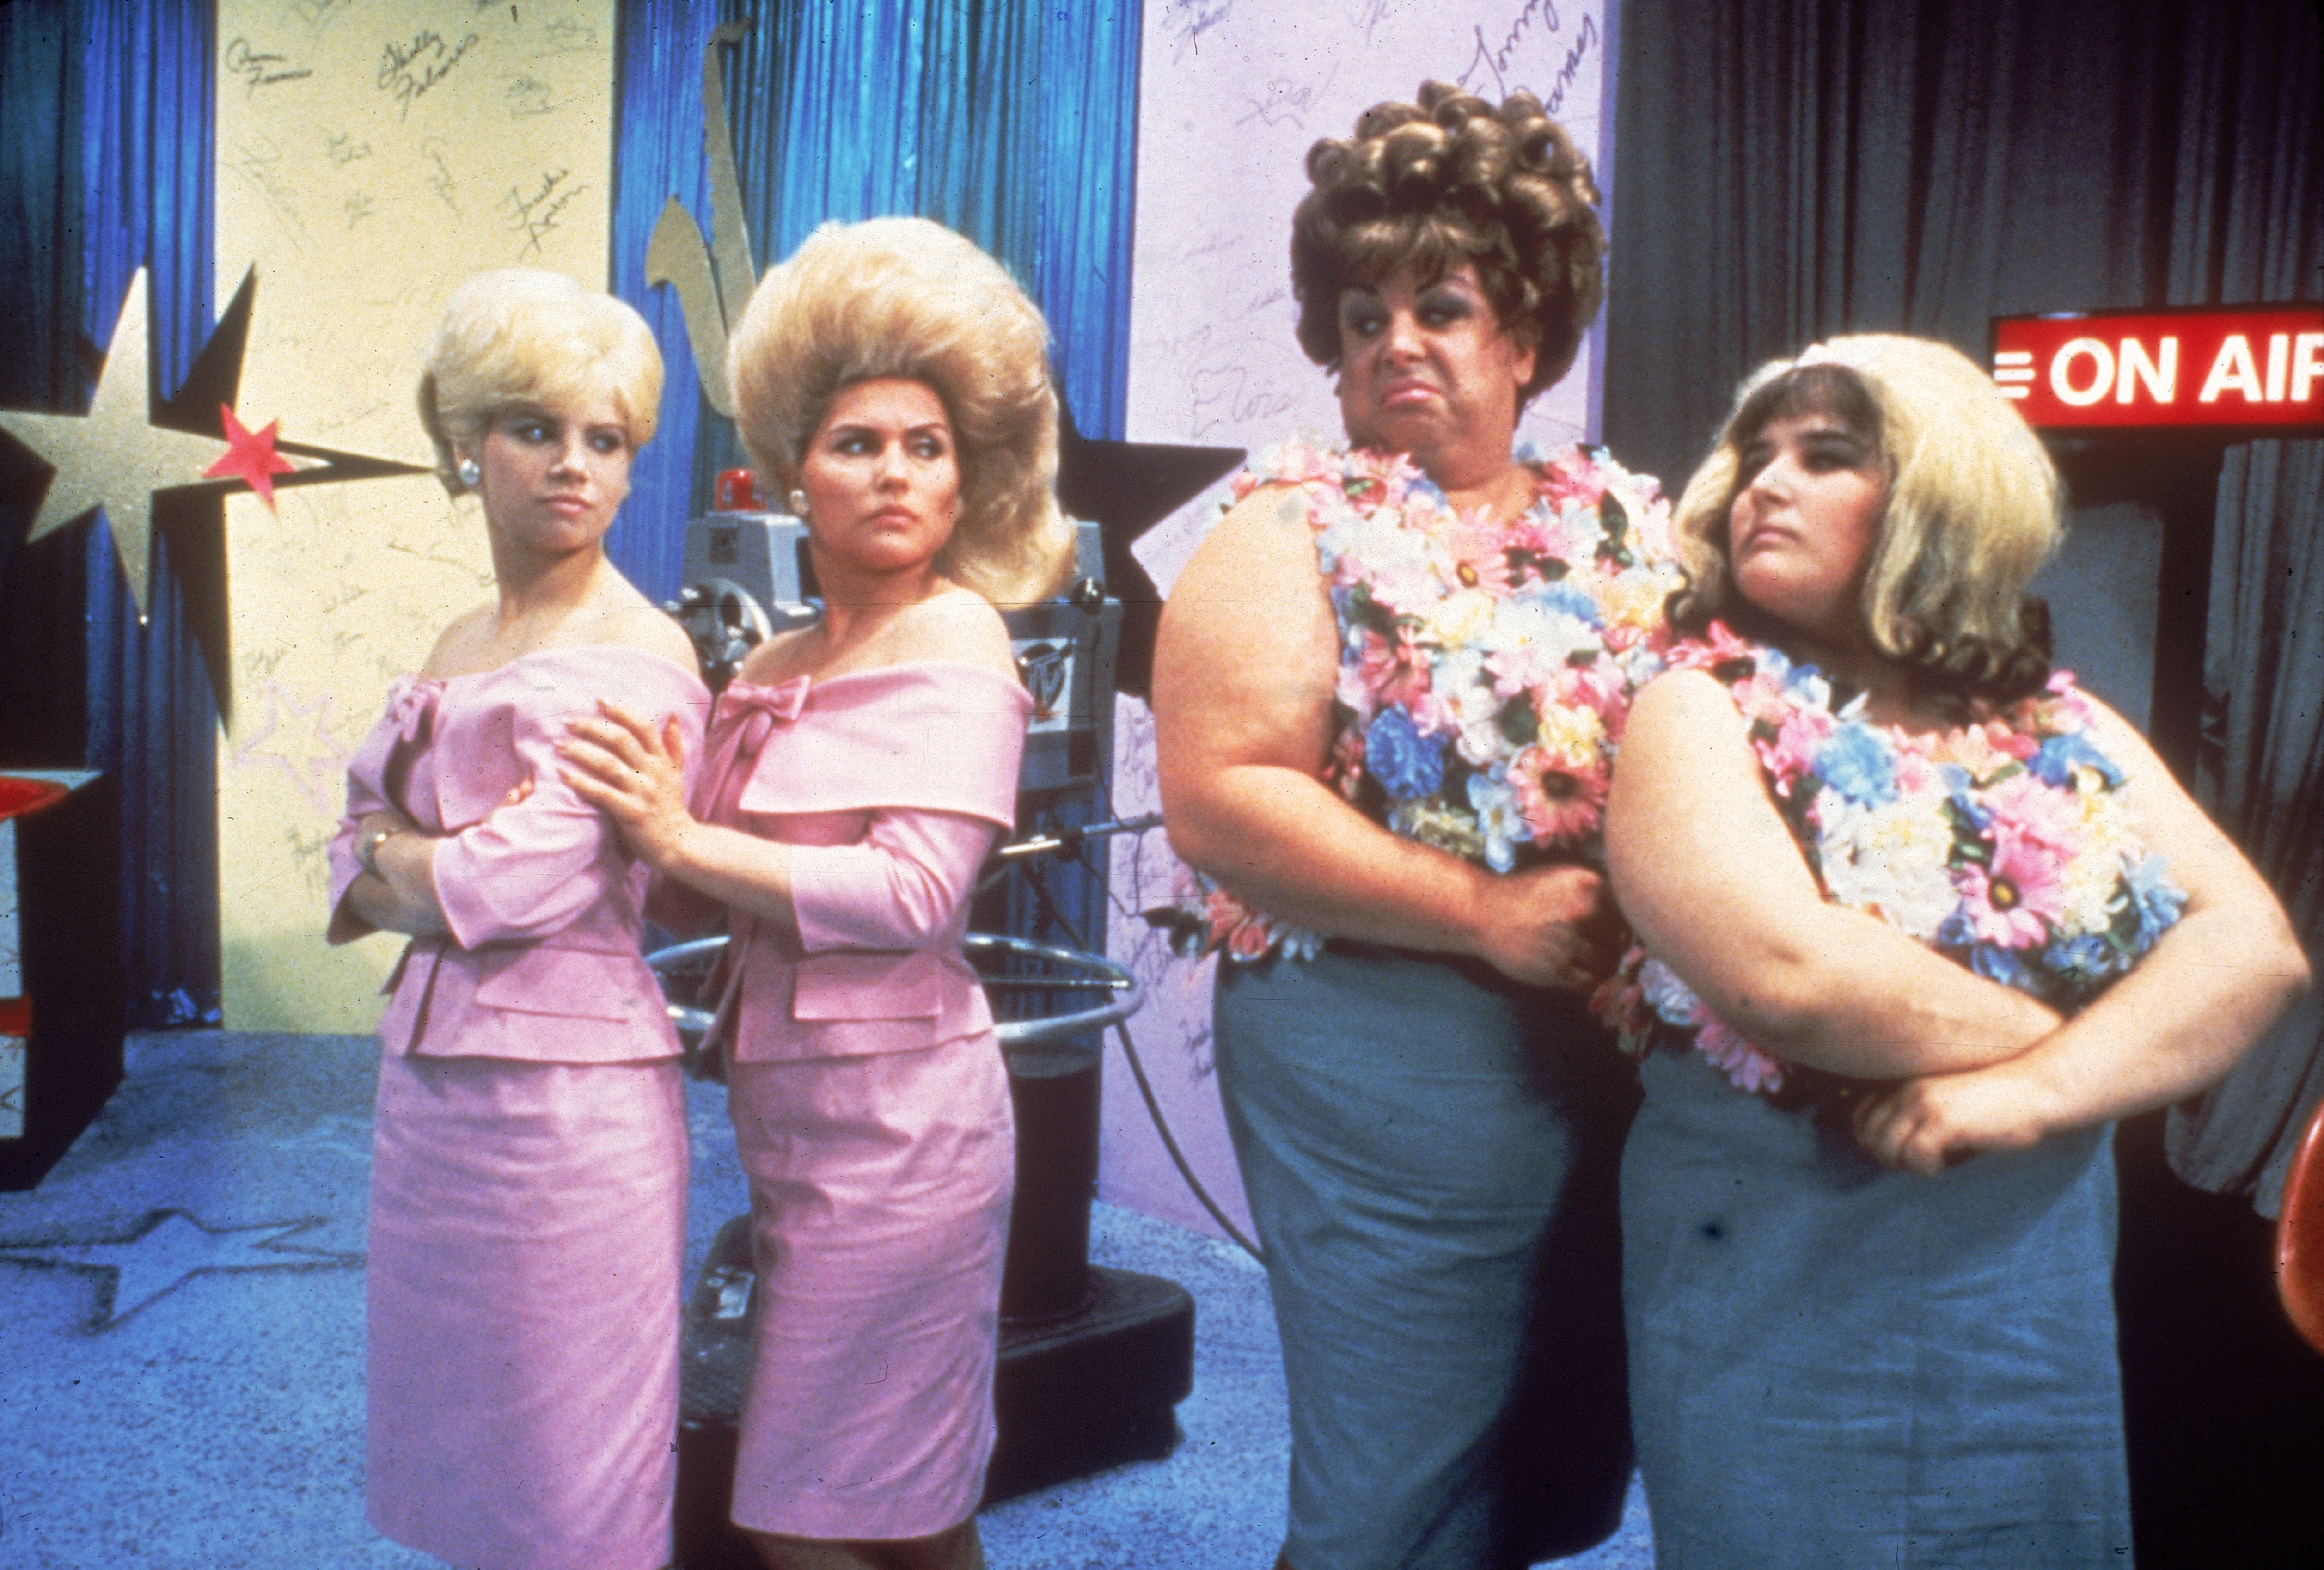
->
[[506, 76, 561, 117], [1162, 0, 1232, 63], [501, 169, 583, 258], [226, 135, 310, 251], [539, 19, 600, 55], [224, 37, 314, 96], [1236, 74, 1331, 129], [1543, 14, 1598, 115], [421, 137, 461, 217], [379, 30, 478, 119], [1188, 364, 1296, 440], [1457, 0, 1559, 98]]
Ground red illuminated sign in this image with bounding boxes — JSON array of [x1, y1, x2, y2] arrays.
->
[[1990, 306, 2324, 432]]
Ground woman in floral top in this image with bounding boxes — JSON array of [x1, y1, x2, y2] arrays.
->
[[1152, 82, 1677, 1570], [1602, 334, 2307, 1568]]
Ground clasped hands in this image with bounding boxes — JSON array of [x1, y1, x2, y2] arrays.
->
[[557, 700, 696, 870]]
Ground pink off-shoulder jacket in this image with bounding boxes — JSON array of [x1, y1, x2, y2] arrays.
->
[[327, 646, 712, 1061], [684, 660, 1031, 1062]]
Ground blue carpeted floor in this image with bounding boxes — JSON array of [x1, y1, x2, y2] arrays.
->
[[0, 1032, 1655, 1568]]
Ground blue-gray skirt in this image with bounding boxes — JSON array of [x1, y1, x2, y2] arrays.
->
[[1213, 942, 1636, 1570], [1622, 1045, 2132, 1569]]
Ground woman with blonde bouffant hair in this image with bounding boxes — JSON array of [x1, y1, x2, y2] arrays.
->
[[1603, 333, 2306, 1564], [562, 217, 1070, 1570], [329, 266, 709, 1570]]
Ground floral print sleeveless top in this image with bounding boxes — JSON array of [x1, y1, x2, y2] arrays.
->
[[1596, 623, 2187, 1094], [1153, 438, 1680, 964]]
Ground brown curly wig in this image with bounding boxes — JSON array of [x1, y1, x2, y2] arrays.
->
[[1290, 80, 1606, 404]]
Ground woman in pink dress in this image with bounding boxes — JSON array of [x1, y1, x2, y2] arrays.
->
[[326, 269, 710, 1570], [560, 218, 1071, 1570]]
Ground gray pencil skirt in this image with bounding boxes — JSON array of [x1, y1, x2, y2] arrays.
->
[[1213, 942, 1637, 1570]]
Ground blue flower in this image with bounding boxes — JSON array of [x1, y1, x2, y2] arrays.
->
[[2119, 853, 2186, 951], [2044, 932, 2126, 991], [1816, 723, 1899, 807], [1366, 707, 1447, 800], [1468, 769, 1526, 872], [1529, 579, 1603, 625], [1969, 942, 2040, 993], [2030, 732, 2124, 790]]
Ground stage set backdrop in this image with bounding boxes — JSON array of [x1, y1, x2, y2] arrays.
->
[[0, 0, 1618, 1239], [10, 1, 2312, 1241]]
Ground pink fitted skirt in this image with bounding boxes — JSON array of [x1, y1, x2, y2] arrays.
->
[[727, 1032, 1014, 1540], [366, 1051, 687, 1570]]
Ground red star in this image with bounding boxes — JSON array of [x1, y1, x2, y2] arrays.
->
[[203, 404, 298, 509]]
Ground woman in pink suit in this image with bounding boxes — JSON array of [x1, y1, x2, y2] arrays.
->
[[561, 218, 1072, 1570], [327, 269, 710, 1570]]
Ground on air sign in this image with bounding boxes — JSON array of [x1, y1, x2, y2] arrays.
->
[[1991, 306, 2324, 432]]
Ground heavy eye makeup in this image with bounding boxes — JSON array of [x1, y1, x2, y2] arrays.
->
[[1737, 424, 1878, 484], [826, 424, 952, 459]]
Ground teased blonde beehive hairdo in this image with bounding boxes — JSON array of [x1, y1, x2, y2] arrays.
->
[[418, 268, 663, 495], [1290, 80, 1606, 403], [1669, 333, 2064, 701], [726, 217, 1073, 606]]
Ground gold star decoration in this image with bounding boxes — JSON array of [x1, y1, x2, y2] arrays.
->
[[0, 270, 225, 621]]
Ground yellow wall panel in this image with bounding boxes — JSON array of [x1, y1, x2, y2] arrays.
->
[[213, 0, 616, 1031]]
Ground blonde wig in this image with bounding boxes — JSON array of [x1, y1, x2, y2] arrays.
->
[[726, 217, 1073, 606], [1291, 80, 1605, 403], [1670, 333, 2063, 700], [418, 269, 663, 495]]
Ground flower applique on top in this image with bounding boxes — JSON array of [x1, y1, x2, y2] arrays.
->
[[1152, 438, 1681, 965], [1594, 623, 2188, 1094]]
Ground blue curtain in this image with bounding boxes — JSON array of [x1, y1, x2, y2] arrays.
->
[[69, 0, 219, 1027], [0, 0, 1141, 1021], [605, 0, 1144, 601], [607, 0, 727, 606]]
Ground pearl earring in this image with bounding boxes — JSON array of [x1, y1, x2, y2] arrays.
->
[[456, 457, 481, 488], [788, 488, 809, 519]]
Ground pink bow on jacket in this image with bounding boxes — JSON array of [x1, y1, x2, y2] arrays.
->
[[691, 677, 811, 828]]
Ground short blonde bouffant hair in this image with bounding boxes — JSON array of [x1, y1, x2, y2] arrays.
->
[[1670, 333, 2063, 701], [1291, 80, 1606, 404], [727, 217, 1073, 606], [419, 268, 663, 494]]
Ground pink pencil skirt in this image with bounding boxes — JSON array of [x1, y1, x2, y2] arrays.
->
[[726, 1031, 1014, 1541], [366, 1051, 687, 1570]]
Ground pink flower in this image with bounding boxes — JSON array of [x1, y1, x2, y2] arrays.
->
[[1955, 828, 2067, 947], [1353, 628, 1431, 712], [1666, 620, 1759, 676], [1536, 448, 1610, 509], [1698, 1017, 1789, 1093], [1510, 746, 1609, 846], [1440, 510, 1518, 595], [1984, 769, 2086, 851]]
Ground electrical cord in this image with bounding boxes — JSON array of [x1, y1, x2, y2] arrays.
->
[[1113, 1015, 1267, 1264], [997, 810, 1267, 1265]]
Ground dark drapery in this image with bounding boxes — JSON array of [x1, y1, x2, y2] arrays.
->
[[1601, 6, 2324, 1563], [1603, 0, 2323, 1208], [0, 0, 220, 1028]]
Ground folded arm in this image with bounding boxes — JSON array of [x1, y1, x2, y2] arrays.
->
[[1152, 484, 1617, 991], [1606, 668, 2064, 1076], [1855, 696, 2309, 1171]]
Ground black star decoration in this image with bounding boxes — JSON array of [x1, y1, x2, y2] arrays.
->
[[1053, 397, 1244, 699], [0, 266, 430, 725]]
